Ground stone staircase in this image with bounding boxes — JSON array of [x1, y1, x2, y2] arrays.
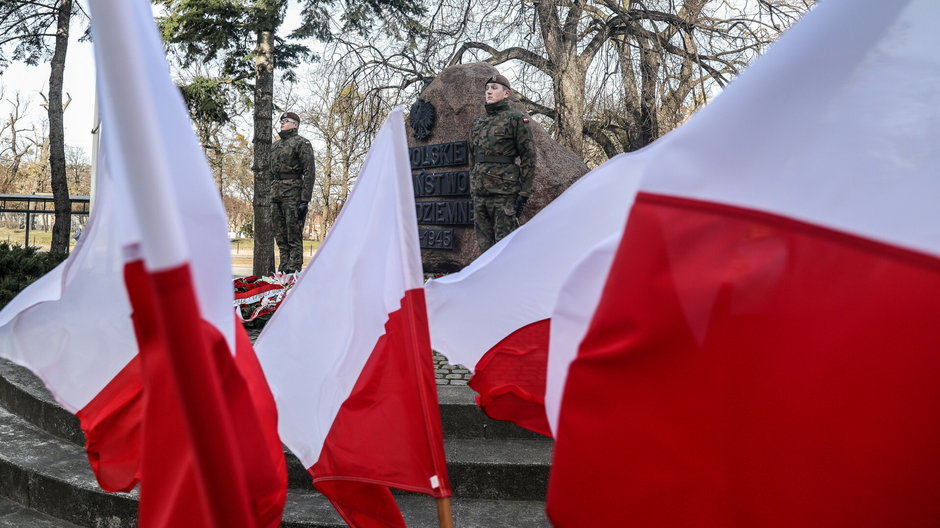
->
[[0, 357, 552, 527]]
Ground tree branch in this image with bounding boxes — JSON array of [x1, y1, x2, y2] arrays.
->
[[448, 41, 552, 71], [0, 32, 58, 47], [621, 21, 735, 85], [515, 92, 556, 119]]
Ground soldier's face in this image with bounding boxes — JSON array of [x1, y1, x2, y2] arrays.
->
[[280, 118, 298, 131], [485, 83, 510, 104]]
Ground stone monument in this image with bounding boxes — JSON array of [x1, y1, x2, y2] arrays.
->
[[407, 62, 589, 273]]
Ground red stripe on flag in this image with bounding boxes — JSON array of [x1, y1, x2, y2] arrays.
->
[[470, 319, 552, 436], [74, 296, 286, 518], [232, 318, 288, 528], [76, 356, 143, 493], [548, 192, 940, 527], [310, 288, 451, 527], [124, 261, 284, 528]]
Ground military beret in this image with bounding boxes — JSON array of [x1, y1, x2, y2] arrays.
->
[[484, 74, 511, 91], [280, 111, 301, 123]]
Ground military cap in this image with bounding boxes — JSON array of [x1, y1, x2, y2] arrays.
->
[[484, 74, 511, 91], [280, 111, 301, 123]]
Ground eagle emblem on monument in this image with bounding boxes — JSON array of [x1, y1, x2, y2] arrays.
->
[[409, 99, 436, 141]]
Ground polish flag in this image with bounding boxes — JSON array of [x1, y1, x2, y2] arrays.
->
[[255, 108, 451, 527], [425, 158, 641, 436], [0, 1, 285, 526], [547, 0, 940, 525]]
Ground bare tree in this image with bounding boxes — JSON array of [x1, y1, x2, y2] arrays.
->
[[293, 58, 390, 239], [64, 145, 89, 195], [450, 0, 811, 157], [0, 0, 84, 252], [208, 126, 257, 236], [330, 0, 811, 162], [0, 90, 38, 193]]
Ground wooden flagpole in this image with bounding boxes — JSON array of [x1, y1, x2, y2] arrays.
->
[[436, 497, 454, 528]]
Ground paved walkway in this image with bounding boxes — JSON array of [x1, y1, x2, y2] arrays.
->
[[433, 352, 472, 386], [232, 264, 253, 276]]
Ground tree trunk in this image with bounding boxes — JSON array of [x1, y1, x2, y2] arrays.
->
[[637, 38, 662, 148], [340, 155, 351, 204], [251, 27, 275, 275], [613, 34, 661, 152], [614, 37, 646, 152], [48, 0, 71, 253], [534, 0, 588, 157], [552, 63, 587, 157], [319, 145, 333, 241], [7, 125, 22, 191]]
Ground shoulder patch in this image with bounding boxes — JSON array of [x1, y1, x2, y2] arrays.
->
[[522, 118, 530, 124]]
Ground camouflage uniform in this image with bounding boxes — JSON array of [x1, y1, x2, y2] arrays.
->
[[270, 128, 315, 273], [469, 99, 536, 252]]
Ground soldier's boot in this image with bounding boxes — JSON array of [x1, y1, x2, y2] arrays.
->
[[277, 247, 292, 273], [288, 243, 304, 273]]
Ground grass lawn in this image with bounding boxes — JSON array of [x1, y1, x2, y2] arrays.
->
[[0, 227, 72, 251], [229, 238, 320, 255], [0, 228, 321, 273], [0, 227, 320, 266], [231, 238, 321, 273]]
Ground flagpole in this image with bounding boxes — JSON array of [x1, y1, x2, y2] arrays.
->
[[89, 86, 100, 211], [436, 497, 453, 528], [389, 107, 455, 528]]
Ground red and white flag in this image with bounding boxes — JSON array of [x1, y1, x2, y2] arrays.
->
[[425, 158, 641, 436], [0, 1, 285, 526], [547, 0, 940, 525], [255, 108, 451, 527]]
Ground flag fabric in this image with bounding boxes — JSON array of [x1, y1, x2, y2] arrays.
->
[[0, 0, 286, 526], [0, 148, 147, 493], [255, 108, 451, 527], [547, 0, 940, 526], [424, 159, 641, 436], [543, 233, 621, 436]]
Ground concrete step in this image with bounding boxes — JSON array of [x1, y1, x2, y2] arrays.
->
[[437, 385, 546, 440], [282, 489, 549, 528], [286, 437, 552, 500], [0, 358, 544, 443], [0, 404, 138, 528], [0, 402, 549, 527], [0, 497, 83, 528], [0, 358, 83, 446], [0, 358, 551, 501], [444, 438, 551, 501]]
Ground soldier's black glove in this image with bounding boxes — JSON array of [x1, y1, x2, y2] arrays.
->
[[514, 195, 528, 217], [297, 203, 308, 216]]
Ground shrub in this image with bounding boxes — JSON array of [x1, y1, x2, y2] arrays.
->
[[0, 243, 68, 310]]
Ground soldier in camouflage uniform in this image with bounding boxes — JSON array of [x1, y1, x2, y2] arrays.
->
[[270, 111, 315, 273], [469, 74, 537, 253]]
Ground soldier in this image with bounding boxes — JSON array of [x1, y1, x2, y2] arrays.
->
[[270, 111, 315, 273], [468, 74, 536, 253]]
